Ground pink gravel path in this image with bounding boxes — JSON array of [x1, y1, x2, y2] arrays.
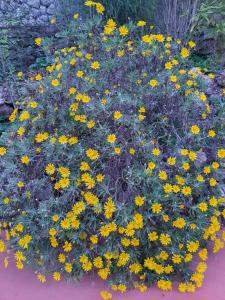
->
[[0, 248, 225, 300]]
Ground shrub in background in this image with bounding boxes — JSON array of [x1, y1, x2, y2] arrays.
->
[[191, 0, 225, 64], [0, 1, 225, 298]]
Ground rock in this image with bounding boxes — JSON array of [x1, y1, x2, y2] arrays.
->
[[30, 7, 40, 17], [197, 37, 216, 56], [0, 104, 14, 120], [20, 3, 30, 13], [194, 151, 207, 167], [27, 0, 41, 9], [215, 71, 225, 88], [0, 86, 9, 104], [41, 0, 53, 6], [46, 3, 55, 14], [40, 5, 46, 14], [36, 15, 49, 25]]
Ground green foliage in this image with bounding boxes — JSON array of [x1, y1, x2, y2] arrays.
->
[[78, 0, 156, 23], [191, 0, 225, 61], [0, 6, 225, 293]]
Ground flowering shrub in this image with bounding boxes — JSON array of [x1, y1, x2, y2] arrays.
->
[[0, 1, 225, 298]]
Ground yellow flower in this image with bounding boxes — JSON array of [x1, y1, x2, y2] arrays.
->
[[129, 148, 135, 155], [188, 151, 197, 161], [182, 162, 190, 171], [172, 254, 182, 264], [76, 70, 84, 78], [83, 118, 93, 127], [63, 241, 72, 252], [137, 20, 146, 27], [35, 37, 42, 46], [134, 196, 145, 206], [117, 49, 125, 57], [84, 191, 99, 206], [16, 260, 24, 269], [198, 248, 208, 261], [212, 161, 219, 169], [190, 125, 200, 135], [68, 87, 76, 95], [152, 147, 161, 156], [86, 148, 99, 160], [187, 241, 199, 253], [149, 79, 158, 88], [147, 161, 156, 171], [119, 25, 129, 36], [173, 218, 186, 229], [58, 166, 70, 178], [151, 203, 162, 214], [217, 148, 225, 159], [17, 127, 26, 136], [49, 228, 57, 237], [129, 263, 142, 273], [35, 73, 42, 81], [80, 162, 90, 171], [58, 253, 66, 263], [0, 147, 7, 156], [52, 214, 59, 222], [160, 233, 171, 246], [196, 175, 204, 182], [4, 257, 9, 268], [90, 235, 98, 244], [164, 183, 173, 193], [93, 256, 103, 269], [114, 111, 122, 120], [170, 75, 177, 82], [21, 155, 30, 165], [17, 181, 24, 188], [104, 19, 116, 35], [148, 231, 158, 241], [0, 240, 6, 253], [96, 173, 104, 182], [117, 252, 130, 267], [50, 18, 56, 24], [182, 186, 192, 196], [19, 111, 30, 121], [198, 202, 208, 212], [188, 41, 196, 48], [51, 79, 60, 87], [180, 47, 190, 58], [65, 262, 72, 273], [104, 197, 116, 219], [178, 283, 187, 293], [114, 147, 121, 155], [60, 218, 71, 229], [37, 273, 46, 283], [208, 130, 216, 138], [18, 235, 32, 249], [91, 61, 100, 69], [180, 148, 188, 156], [17, 71, 23, 77], [167, 157, 176, 165], [95, 2, 105, 14], [53, 272, 61, 281], [209, 177, 217, 187], [100, 291, 112, 300], [157, 279, 172, 291], [165, 62, 173, 70], [107, 134, 116, 144], [35, 132, 49, 143]]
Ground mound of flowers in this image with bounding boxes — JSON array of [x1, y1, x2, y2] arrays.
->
[[0, 1, 225, 298]]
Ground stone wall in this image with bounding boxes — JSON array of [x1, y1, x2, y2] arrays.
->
[[0, 0, 57, 26]]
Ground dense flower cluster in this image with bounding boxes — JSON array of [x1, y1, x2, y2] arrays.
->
[[0, 3, 225, 299]]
